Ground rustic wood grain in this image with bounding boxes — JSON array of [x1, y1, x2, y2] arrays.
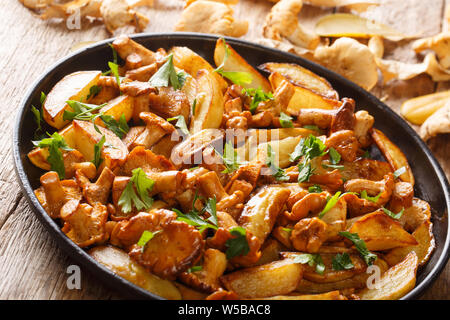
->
[[0, 0, 448, 300]]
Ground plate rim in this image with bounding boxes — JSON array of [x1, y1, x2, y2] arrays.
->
[[13, 32, 450, 300]]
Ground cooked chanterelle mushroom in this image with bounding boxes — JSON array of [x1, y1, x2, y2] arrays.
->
[[174, 0, 248, 38], [27, 35, 435, 300]]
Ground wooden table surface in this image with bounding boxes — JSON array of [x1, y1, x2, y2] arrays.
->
[[0, 0, 448, 300]]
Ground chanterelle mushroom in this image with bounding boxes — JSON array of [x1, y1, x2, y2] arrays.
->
[[413, 33, 450, 70], [263, 0, 320, 50], [75, 167, 116, 206], [35, 171, 82, 219], [314, 37, 378, 91], [61, 202, 108, 247], [420, 103, 450, 141], [127, 209, 205, 279], [100, 0, 149, 34], [174, 0, 248, 38]]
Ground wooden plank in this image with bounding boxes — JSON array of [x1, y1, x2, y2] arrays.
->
[[0, 0, 448, 300]]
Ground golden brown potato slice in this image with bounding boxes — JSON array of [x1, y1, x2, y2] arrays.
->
[[95, 94, 134, 126], [269, 72, 341, 115], [90, 245, 182, 300], [239, 187, 291, 246], [220, 260, 303, 298], [190, 69, 224, 133], [384, 220, 435, 267], [72, 120, 128, 170], [371, 129, 414, 186], [349, 210, 418, 251], [254, 238, 285, 266], [43, 71, 102, 129], [398, 198, 432, 233], [357, 252, 418, 300], [259, 62, 338, 100], [253, 291, 346, 300], [174, 283, 208, 300], [214, 38, 272, 92], [255, 136, 303, 168], [170, 46, 228, 92], [340, 159, 393, 183], [28, 123, 79, 172]]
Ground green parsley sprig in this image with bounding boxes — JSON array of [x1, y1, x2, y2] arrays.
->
[[173, 193, 218, 232], [118, 168, 155, 213], [225, 226, 250, 260], [279, 112, 294, 128], [290, 253, 325, 275], [32, 132, 73, 179], [332, 253, 355, 271], [266, 144, 289, 181], [290, 135, 328, 183], [31, 92, 47, 139], [215, 141, 244, 174], [92, 135, 106, 168], [214, 39, 253, 86], [339, 231, 377, 266], [242, 87, 273, 114], [149, 54, 187, 90], [167, 115, 190, 136], [382, 207, 404, 220], [137, 230, 162, 253]]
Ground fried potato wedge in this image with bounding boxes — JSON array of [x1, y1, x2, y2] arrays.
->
[[384, 221, 435, 267], [349, 211, 418, 251], [259, 62, 338, 100], [174, 283, 208, 300], [170, 46, 228, 91], [28, 123, 77, 172], [220, 260, 303, 298], [358, 252, 418, 300], [269, 72, 340, 115], [72, 120, 128, 170], [214, 38, 272, 92], [340, 159, 392, 182], [95, 94, 134, 126], [90, 245, 181, 300], [254, 291, 346, 300], [190, 70, 224, 133], [43, 71, 102, 129], [239, 187, 291, 245], [256, 136, 303, 168], [371, 129, 414, 186]]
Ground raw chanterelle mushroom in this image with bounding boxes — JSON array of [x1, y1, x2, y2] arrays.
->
[[313, 37, 378, 91], [174, 0, 248, 38], [263, 0, 320, 50], [29, 0, 152, 34], [420, 102, 450, 141]]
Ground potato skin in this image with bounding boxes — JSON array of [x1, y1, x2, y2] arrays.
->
[[220, 260, 303, 298], [90, 245, 181, 300]]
